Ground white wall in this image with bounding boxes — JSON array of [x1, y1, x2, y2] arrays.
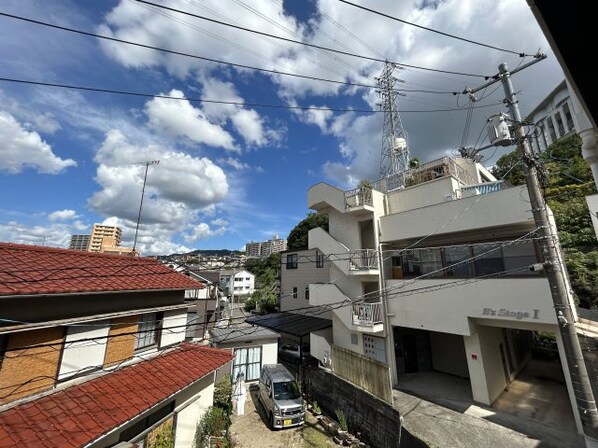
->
[[465, 325, 525, 406], [262, 341, 278, 366], [280, 248, 330, 312], [386, 177, 459, 214], [174, 383, 215, 448], [58, 321, 110, 380], [386, 277, 556, 336], [310, 328, 333, 364], [380, 186, 534, 244], [161, 309, 187, 348]]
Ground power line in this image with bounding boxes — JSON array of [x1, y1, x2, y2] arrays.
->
[[130, 1, 490, 78], [0, 77, 504, 114], [335, 0, 530, 57]]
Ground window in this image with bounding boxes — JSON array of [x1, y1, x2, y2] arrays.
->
[[233, 346, 262, 381], [316, 251, 325, 268], [443, 246, 473, 277], [401, 250, 421, 277], [419, 248, 443, 277], [473, 243, 504, 276], [545, 116, 557, 142], [502, 241, 538, 275], [136, 313, 161, 350], [554, 111, 566, 137], [562, 102, 574, 132], [305, 286, 309, 300], [538, 123, 548, 150], [286, 253, 298, 269], [292, 287, 298, 299]]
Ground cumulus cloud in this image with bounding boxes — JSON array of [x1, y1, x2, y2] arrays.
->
[[48, 209, 78, 221], [0, 111, 76, 174], [145, 90, 236, 150], [86, 130, 230, 253]]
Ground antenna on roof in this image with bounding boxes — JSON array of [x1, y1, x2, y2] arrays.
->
[[132, 160, 160, 254]]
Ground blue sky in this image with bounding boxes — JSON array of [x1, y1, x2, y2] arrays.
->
[[0, 0, 564, 255]]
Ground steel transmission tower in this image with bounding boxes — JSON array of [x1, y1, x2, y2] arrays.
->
[[377, 61, 410, 184]]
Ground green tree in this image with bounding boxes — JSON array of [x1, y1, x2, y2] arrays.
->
[[287, 213, 329, 250], [244, 252, 280, 314], [493, 134, 598, 307]]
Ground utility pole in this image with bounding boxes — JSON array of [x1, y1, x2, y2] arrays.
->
[[132, 160, 159, 254], [466, 57, 598, 444]]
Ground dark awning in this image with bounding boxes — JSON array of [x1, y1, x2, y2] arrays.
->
[[246, 311, 331, 337]]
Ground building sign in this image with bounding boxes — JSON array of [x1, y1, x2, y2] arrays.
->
[[482, 307, 540, 320]]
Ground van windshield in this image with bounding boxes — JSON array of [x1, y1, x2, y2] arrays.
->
[[273, 381, 301, 400]]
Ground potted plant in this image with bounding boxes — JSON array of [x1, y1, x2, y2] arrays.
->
[[311, 401, 321, 416]]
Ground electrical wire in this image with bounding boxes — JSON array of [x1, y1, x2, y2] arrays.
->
[[129, 1, 490, 78], [335, 0, 531, 57], [0, 77, 504, 114]]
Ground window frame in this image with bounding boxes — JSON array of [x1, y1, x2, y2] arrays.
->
[[135, 312, 162, 351], [286, 253, 298, 269]]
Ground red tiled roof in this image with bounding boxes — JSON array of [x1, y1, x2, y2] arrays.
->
[[0, 242, 205, 296], [0, 343, 233, 448]]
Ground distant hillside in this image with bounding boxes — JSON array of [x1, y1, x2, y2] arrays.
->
[[160, 249, 245, 258]]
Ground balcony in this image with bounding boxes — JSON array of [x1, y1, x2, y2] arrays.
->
[[352, 301, 384, 333], [459, 180, 507, 198], [348, 249, 379, 273]]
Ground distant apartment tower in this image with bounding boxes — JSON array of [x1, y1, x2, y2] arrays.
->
[[89, 224, 122, 253], [69, 234, 91, 251], [245, 235, 287, 258]]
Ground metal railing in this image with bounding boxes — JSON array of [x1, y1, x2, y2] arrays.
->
[[345, 186, 373, 208], [352, 301, 383, 326], [348, 249, 378, 270], [459, 180, 505, 196]]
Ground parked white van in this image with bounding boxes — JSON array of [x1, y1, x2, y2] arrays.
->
[[258, 364, 305, 429]]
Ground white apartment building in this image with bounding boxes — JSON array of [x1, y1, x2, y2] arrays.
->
[[245, 235, 288, 258], [525, 80, 576, 153], [69, 234, 91, 251], [306, 156, 584, 434]]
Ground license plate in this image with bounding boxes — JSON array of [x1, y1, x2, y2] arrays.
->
[[283, 419, 293, 426]]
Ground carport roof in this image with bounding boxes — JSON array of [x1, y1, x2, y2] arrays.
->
[[246, 311, 331, 337]]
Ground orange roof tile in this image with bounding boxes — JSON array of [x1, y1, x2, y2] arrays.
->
[[0, 343, 233, 448], [0, 242, 204, 296]]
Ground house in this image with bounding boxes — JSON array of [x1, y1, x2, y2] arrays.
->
[[209, 325, 280, 382], [0, 242, 233, 448], [306, 155, 585, 434], [220, 269, 255, 299]]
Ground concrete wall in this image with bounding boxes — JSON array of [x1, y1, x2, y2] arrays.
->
[[174, 381, 215, 448], [380, 186, 534, 244], [464, 325, 509, 405], [386, 177, 459, 214], [385, 277, 556, 336], [161, 309, 187, 348]]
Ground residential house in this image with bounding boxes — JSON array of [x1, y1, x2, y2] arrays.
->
[[220, 269, 255, 300], [0, 242, 233, 448], [209, 326, 280, 382], [306, 155, 585, 434]]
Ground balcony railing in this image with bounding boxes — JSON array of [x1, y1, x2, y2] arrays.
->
[[348, 249, 378, 271], [345, 186, 373, 208], [459, 180, 506, 197], [352, 301, 383, 326]]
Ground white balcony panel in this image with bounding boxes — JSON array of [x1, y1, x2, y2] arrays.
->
[[308, 182, 347, 213], [385, 277, 556, 336], [380, 185, 533, 243]]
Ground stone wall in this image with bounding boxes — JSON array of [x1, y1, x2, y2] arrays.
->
[[302, 368, 427, 448]]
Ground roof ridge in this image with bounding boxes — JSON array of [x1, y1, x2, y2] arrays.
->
[[0, 242, 156, 263]]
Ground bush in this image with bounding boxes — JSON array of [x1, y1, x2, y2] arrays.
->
[[214, 374, 232, 410], [195, 406, 229, 448], [335, 408, 348, 431]]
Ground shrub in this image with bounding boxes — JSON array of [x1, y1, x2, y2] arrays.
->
[[335, 408, 348, 431]]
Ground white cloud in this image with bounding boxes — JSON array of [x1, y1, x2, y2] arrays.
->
[[145, 90, 236, 150], [0, 220, 75, 249], [86, 130, 230, 254], [183, 222, 227, 243], [0, 111, 76, 174], [221, 157, 251, 171], [48, 209, 78, 222]]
